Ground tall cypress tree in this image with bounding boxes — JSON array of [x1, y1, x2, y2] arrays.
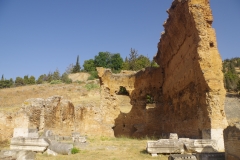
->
[[72, 55, 81, 73]]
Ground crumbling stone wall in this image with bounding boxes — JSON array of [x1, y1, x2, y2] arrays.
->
[[224, 125, 240, 160], [97, 0, 227, 151]]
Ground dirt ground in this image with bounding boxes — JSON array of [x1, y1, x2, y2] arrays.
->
[[35, 137, 168, 160]]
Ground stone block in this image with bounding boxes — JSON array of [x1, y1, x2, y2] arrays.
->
[[73, 136, 87, 143], [169, 133, 178, 139], [168, 154, 197, 160], [0, 150, 36, 160], [184, 139, 218, 153], [46, 149, 58, 156], [195, 152, 225, 160], [13, 128, 38, 138], [63, 136, 72, 141], [202, 129, 225, 152], [48, 142, 73, 155], [147, 139, 184, 154], [10, 137, 49, 152]]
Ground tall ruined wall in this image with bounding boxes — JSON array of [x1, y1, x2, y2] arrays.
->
[[97, 0, 227, 151], [155, 0, 227, 132]]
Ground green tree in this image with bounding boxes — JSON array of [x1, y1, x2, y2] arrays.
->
[[47, 72, 53, 82], [83, 59, 96, 72], [94, 52, 111, 68], [135, 55, 151, 70], [23, 75, 29, 85], [53, 69, 61, 80], [36, 74, 47, 84], [9, 78, 14, 87], [61, 73, 72, 84], [122, 57, 130, 70], [72, 55, 81, 73], [28, 76, 36, 84], [1, 75, 4, 81], [151, 59, 159, 67], [237, 80, 240, 92], [109, 53, 123, 72], [223, 58, 240, 91], [15, 77, 24, 86], [65, 64, 74, 74], [128, 48, 138, 70]]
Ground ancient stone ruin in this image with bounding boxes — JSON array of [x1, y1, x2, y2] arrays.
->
[[97, 0, 227, 152], [0, 0, 235, 159]]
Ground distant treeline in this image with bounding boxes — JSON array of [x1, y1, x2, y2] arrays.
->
[[0, 48, 158, 89], [0, 70, 72, 89]]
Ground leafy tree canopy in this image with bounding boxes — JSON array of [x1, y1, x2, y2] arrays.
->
[[83, 59, 95, 72]]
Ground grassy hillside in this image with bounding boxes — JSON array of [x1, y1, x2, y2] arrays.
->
[[0, 80, 100, 113]]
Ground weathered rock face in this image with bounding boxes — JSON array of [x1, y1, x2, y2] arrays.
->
[[97, 0, 227, 151]]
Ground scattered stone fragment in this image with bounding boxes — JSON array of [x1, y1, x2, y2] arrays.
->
[[169, 133, 178, 140], [147, 134, 218, 156], [168, 154, 197, 160], [195, 152, 225, 160], [0, 150, 36, 160], [48, 141, 73, 155], [147, 139, 184, 155], [10, 137, 49, 152], [46, 149, 58, 156], [184, 139, 217, 153]]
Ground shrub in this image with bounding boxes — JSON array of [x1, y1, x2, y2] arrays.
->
[[88, 71, 98, 80], [71, 147, 80, 154], [50, 80, 62, 84], [85, 83, 99, 90], [61, 73, 72, 84], [87, 75, 95, 80]]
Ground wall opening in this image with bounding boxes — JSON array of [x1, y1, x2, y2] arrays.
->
[[118, 86, 129, 96], [117, 86, 132, 113], [210, 42, 214, 47], [146, 94, 156, 109]]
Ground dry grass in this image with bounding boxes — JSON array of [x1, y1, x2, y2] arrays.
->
[[36, 137, 168, 160], [0, 140, 10, 149], [0, 82, 100, 113]]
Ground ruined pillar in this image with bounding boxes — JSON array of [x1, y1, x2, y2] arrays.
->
[[155, 0, 227, 151]]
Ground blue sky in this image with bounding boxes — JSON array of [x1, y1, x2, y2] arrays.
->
[[0, 0, 239, 80]]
